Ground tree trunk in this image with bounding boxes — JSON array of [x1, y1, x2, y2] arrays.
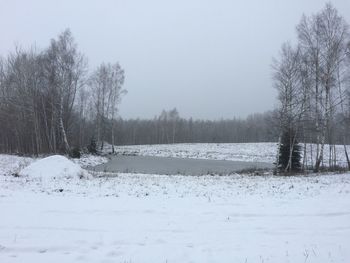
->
[[111, 117, 115, 154], [315, 86, 329, 172], [59, 95, 70, 153], [344, 145, 350, 170]]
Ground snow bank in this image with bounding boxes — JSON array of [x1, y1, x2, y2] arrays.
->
[[19, 155, 88, 179]]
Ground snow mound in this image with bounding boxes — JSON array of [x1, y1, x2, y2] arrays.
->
[[19, 155, 88, 179]]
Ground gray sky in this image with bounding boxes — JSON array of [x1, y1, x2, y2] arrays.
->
[[1, 0, 349, 120]]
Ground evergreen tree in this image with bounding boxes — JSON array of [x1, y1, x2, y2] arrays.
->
[[278, 129, 302, 172], [69, 147, 81, 159], [87, 137, 98, 155]]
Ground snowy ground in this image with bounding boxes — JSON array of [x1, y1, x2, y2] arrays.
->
[[0, 154, 350, 262], [73, 154, 109, 168], [0, 154, 108, 176], [113, 142, 350, 167], [110, 142, 278, 162], [0, 155, 35, 177]]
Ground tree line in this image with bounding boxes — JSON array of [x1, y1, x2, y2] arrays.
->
[[105, 109, 278, 145], [105, 108, 349, 147], [0, 29, 125, 155], [274, 3, 350, 172]]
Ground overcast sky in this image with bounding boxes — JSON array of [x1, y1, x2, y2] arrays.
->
[[1, 0, 349, 120]]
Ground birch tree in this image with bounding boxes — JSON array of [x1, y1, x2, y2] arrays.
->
[[89, 63, 125, 151], [275, 3, 350, 171], [273, 43, 304, 172]]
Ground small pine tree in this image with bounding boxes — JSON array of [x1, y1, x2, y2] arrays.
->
[[69, 147, 81, 159], [87, 137, 98, 155], [278, 129, 302, 173]]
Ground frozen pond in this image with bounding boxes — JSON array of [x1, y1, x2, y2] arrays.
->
[[91, 155, 273, 175]]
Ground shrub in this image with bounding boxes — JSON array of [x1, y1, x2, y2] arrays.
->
[[87, 137, 98, 155], [69, 147, 81, 159]]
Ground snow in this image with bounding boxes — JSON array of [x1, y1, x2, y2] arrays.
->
[[18, 155, 87, 179], [115, 142, 277, 162], [0, 154, 34, 177], [0, 154, 107, 177], [114, 142, 350, 167], [0, 169, 349, 261], [0, 148, 350, 262], [72, 154, 109, 168]]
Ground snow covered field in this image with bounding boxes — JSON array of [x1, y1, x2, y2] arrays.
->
[[0, 153, 350, 262], [113, 142, 350, 167], [111, 142, 277, 162]]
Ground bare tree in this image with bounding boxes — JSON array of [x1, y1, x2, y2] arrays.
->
[[273, 43, 305, 172], [43, 29, 86, 153], [89, 62, 126, 152], [275, 3, 350, 171]]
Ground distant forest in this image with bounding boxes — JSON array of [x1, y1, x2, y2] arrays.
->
[[91, 109, 279, 146], [106, 108, 348, 146]]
